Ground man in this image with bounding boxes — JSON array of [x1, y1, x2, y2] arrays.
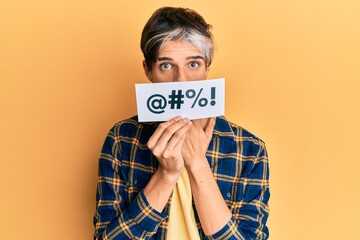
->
[[94, 7, 270, 239]]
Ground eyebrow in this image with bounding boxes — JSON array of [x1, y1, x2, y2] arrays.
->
[[157, 55, 205, 61], [157, 57, 172, 61], [187, 56, 205, 60]]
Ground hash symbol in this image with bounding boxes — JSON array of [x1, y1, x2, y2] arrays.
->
[[168, 90, 184, 109]]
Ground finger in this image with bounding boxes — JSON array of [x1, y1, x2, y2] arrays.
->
[[161, 126, 190, 159], [147, 116, 181, 149], [159, 121, 191, 159], [165, 120, 192, 152], [155, 117, 192, 150]]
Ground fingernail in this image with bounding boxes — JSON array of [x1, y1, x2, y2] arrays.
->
[[183, 117, 191, 123], [174, 116, 181, 121]]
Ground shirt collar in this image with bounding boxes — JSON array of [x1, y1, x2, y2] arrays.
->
[[213, 116, 236, 141]]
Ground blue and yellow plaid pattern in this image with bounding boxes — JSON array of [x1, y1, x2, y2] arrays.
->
[[94, 116, 270, 239]]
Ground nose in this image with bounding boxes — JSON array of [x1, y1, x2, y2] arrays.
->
[[174, 67, 188, 82]]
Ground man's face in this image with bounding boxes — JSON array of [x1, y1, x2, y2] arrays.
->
[[144, 40, 209, 83]]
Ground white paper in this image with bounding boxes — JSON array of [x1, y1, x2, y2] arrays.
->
[[135, 78, 225, 122]]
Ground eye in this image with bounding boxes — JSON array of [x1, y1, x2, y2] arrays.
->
[[189, 61, 200, 69], [159, 63, 173, 70]]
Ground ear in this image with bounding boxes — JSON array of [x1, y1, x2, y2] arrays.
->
[[142, 60, 153, 82]]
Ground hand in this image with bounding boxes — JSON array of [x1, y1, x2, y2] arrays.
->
[[147, 116, 192, 177], [182, 117, 216, 170]]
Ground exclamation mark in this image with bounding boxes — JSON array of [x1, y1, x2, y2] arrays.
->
[[210, 87, 216, 106]]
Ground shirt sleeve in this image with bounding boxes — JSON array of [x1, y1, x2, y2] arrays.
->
[[205, 142, 270, 240], [93, 126, 167, 240]]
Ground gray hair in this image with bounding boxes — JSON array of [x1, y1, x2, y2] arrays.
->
[[141, 7, 214, 69], [156, 28, 213, 66]]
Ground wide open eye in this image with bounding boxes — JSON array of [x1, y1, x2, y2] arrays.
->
[[159, 63, 173, 70], [189, 61, 200, 69]]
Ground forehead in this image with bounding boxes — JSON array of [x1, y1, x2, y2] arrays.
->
[[158, 40, 203, 57]]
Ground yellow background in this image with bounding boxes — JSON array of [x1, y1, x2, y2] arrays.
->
[[1, 0, 359, 239]]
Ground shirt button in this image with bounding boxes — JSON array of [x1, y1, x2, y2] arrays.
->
[[227, 193, 231, 198], [134, 179, 138, 184]]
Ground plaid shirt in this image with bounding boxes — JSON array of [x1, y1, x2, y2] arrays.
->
[[94, 116, 270, 240]]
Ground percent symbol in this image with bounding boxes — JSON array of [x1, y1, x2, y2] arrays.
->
[[185, 88, 209, 108]]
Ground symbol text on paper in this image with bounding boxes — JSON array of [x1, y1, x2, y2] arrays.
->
[[168, 90, 185, 109], [146, 87, 217, 114], [147, 94, 167, 114]]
